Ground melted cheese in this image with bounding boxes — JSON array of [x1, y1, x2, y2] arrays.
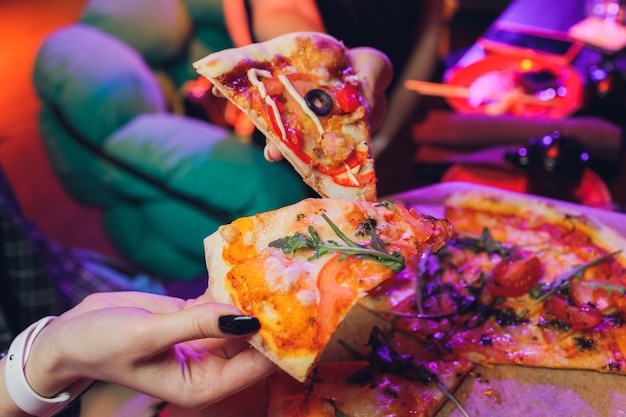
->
[[263, 254, 306, 293], [296, 289, 317, 307]]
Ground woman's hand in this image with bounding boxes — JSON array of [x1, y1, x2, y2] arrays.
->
[[23, 291, 276, 410], [347, 47, 393, 134]]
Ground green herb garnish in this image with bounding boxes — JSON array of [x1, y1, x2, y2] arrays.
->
[[415, 253, 428, 317], [375, 200, 397, 212], [479, 228, 514, 257], [269, 213, 405, 273], [519, 250, 621, 318], [323, 399, 349, 417], [346, 327, 470, 417], [447, 228, 514, 257]]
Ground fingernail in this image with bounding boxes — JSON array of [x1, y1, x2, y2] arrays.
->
[[218, 315, 260, 335]]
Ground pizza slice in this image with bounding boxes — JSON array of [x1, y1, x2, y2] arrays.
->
[[267, 327, 473, 417], [440, 189, 626, 373], [193, 32, 377, 201], [203, 198, 454, 382], [366, 189, 626, 376]]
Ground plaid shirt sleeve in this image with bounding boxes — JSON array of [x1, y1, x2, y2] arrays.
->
[[0, 165, 146, 417], [0, 166, 133, 350]]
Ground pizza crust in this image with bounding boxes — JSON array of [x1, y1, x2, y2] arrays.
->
[[193, 32, 344, 80], [205, 223, 317, 381]]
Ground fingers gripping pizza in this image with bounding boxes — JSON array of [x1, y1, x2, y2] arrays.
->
[[193, 32, 377, 201], [204, 198, 453, 382]]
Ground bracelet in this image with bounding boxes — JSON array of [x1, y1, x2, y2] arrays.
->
[[4, 316, 94, 417]]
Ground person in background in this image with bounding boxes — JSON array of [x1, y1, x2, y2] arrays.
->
[[224, 0, 451, 158]]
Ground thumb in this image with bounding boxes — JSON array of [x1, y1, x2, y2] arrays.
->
[[347, 47, 393, 100], [147, 303, 259, 349]]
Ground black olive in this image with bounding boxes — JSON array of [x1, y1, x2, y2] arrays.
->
[[304, 89, 332, 115]]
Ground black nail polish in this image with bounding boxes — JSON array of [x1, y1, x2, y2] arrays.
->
[[218, 315, 260, 335]]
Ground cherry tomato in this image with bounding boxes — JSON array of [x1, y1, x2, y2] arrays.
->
[[336, 84, 361, 113], [266, 101, 311, 165], [544, 295, 603, 330], [316, 149, 368, 176], [488, 256, 542, 298]]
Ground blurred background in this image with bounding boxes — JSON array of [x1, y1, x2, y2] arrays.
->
[[3, 0, 625, 287], [0, 0, 509, 259]]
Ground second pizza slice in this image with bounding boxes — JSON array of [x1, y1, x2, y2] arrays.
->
[[193, 32, 377, 201]]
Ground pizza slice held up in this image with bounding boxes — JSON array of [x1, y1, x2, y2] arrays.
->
[[204, 198, 454, 382], [193, 32, 377, 201]]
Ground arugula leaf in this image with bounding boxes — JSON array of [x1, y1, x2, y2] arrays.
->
[[269, 213, 406, 273], [479, 228, 514, 257], [270, 231, 314, 253], [359, 218, 388, 253], [519, 250, 621, 318], [375, 200, 397, 212], [414, 252, 428, 317], [437, 382, 470, 417], [346, 327, 435, 385], [447, 228, 514, 257], [322, 399, 349, 417], [345, 327, 470, 417]]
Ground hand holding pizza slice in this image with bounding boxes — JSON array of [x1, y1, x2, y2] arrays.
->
[[204, 198, 454, 382], [194, 32, 386, 201]]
